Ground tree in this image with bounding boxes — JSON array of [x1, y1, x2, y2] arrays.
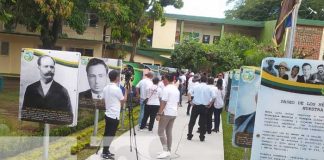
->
[[1, 0, 89, 49], [89, 0, 130, 57], [171, 34, 278, 73], [225, 0, 324, 21], [109, 0, 183, 62]]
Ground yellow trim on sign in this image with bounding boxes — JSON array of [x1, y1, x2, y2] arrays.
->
[[24, 48, 79, 66]]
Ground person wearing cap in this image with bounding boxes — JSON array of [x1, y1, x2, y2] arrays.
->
[[275, 62, 289, 80], [263, 59, 277, 77], [136, 71, 153, 128], [187, 75, 216, 141]]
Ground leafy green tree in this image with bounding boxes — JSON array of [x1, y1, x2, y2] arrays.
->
[[1, 0, 89, 49], [89, 0, 130, 57], [109, 0, 183, 62], [171, 34, 277, 73], [226, 0, 324, 21]]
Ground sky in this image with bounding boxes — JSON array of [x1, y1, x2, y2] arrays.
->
[[164, 0, 234, 18]]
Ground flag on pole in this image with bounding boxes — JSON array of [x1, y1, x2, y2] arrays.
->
[[273, 0, 298, 47]]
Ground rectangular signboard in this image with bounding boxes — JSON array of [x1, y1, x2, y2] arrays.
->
[[251, 58, 324, 160], [78, 57, 122, 110], [233, 66, 260, 148], [19, 48, 80, 126], [227, 69, 240, 124]]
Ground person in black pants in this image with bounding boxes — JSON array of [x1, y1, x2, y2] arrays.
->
[[102, 70, 128, 159], [206, 77, 216, 134], [187, 76, 216, 141], [140, 77, 162, 131], [213, 79, 225, 133]]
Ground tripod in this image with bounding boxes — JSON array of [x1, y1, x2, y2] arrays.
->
[[125, 80, 139, 160]]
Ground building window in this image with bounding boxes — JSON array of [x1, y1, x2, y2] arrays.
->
[[202, 35, 210, 44], [68, 47, 94, 57], [87, 13, 99, 27], [183, 32, 200, 42], [0, 41, 9, 55], [213, 36, 221, 43]]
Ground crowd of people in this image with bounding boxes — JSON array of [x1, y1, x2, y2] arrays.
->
[[101, 69, 227, 159]]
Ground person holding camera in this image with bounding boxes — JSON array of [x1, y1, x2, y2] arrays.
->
[[101, 70, 128, 159]]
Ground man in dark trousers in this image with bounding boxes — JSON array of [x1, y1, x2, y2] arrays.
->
[[79, 58, 109, 109], [22, 55, 73, 124], [187, 75, 216, 141], [102, 70, 128, 159]]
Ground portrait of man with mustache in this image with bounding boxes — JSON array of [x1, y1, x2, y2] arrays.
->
[[22, 55, 73, 124]]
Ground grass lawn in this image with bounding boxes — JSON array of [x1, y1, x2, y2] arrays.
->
[[222, 111, 251, 160]]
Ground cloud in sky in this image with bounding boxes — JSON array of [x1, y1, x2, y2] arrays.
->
[[164, 0, 233, 18]]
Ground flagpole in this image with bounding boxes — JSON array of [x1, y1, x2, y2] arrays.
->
[[285, 0, 302, 58]]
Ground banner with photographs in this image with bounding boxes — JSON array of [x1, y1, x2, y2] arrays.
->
[[19, 48, 80, 126], [233, 66, 260, 148], [227, 69, 240, 124], [78, 57, 122, 110], [251, 58, 324, 160]]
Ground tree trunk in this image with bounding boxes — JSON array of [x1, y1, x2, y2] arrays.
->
[[40, 17, 62, 49], [102, 24, 108, 58], [130, 41, 137, 62]]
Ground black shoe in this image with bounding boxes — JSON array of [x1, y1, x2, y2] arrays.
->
[[199, 136, 205, 142], [187, 134, 193, 140], [207, 131, 211, 134], [102, 153, 114, 159], [212, 129, 217, 132]]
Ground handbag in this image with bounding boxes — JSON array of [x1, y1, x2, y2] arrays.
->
[[143, 87, 157, 105]]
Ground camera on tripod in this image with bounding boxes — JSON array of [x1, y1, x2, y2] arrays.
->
[[122, 65, 134, 84]]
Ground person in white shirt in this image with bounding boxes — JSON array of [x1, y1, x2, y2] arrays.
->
[[179, 71, 186, 106], [206, 77, 217, 134], [213, 79, 225, 133], [140, 77, 162, 131], [186, 74, 199, 115], [187, 75, 216, 141], [156, 74, 180, 159], [288, 65, 300, 81], [102, 70, 128, 159], [158, 75, 165, 90], [136, 71, 153, 128]]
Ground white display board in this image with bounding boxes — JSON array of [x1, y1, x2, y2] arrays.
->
[[19, 48, 80, 126], [251, 57, 324, 160]]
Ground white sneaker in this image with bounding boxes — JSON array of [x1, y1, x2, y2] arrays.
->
[[156, 151, 171, 159]]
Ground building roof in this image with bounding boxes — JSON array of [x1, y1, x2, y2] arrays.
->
[[122, 45, 171, 61], [297, 19, 324, 27], [165, 13, 265, 28], [165, 13, 324, 28]]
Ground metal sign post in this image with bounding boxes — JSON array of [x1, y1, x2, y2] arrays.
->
[[43, 123, 50, 160], [285, 0, 302, 58], [93, 109, 99, 136]]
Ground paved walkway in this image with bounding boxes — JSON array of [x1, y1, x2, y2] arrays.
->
[[87, 96, 224, 160]]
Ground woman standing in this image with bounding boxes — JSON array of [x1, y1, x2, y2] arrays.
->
[[212, 79, 225, 133], [140, 77, 162, 131], [156, 74, 180, 159]]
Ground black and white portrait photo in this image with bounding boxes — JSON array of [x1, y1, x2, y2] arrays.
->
[[19, 49, 80, 126], [78, 57, 122, 110]]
